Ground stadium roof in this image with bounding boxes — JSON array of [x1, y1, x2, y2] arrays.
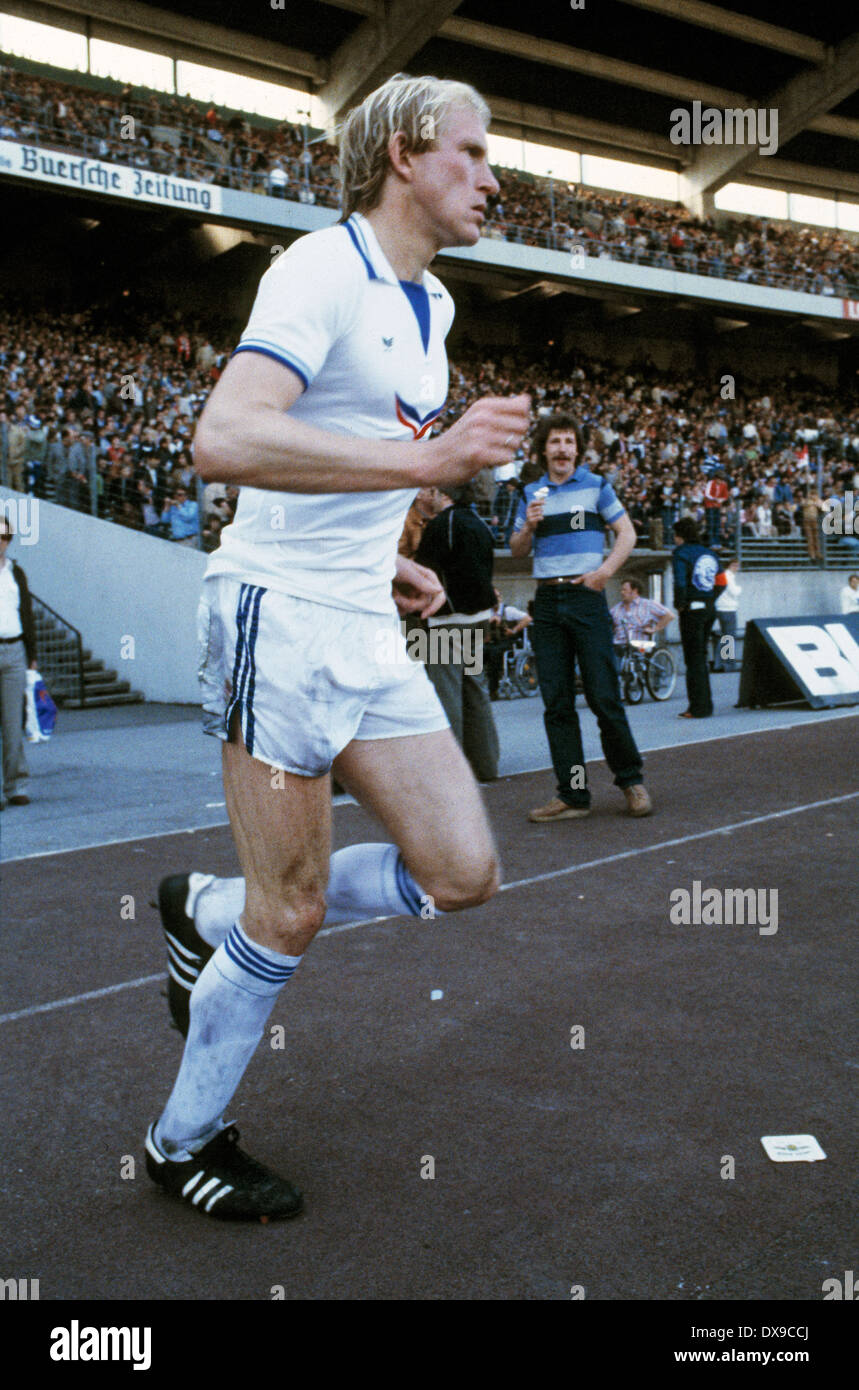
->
[[8, 0, 859, 206]]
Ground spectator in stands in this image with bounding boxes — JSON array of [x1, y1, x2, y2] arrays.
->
[[135, 447, 169, 514], [772, 473, 794, 506], [6, 403, 28, 492], [56, 427, 90, 512], [139, 480, 163, 536], [647, 487, 664, 549], [754, 499, 774, 537], [172, 448, 196, 490], [24, 414, 48, 495], [799, 485, 826, 563], [201, 508, 228, 552], [4, 277, 859, 568], [43, 427, 66, 498], [703, 468, 730, 544], [160, 485, 200, 546], [773, 499, 793, 536], [2, 61, 859, 299], [268, 161, 288, 198]]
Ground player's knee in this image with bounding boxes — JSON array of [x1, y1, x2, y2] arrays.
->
[[431, 853, 500, 912], [245, 891, 327, 953]]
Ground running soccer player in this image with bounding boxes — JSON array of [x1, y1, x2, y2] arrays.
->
[[145, 74, 531, 1221]]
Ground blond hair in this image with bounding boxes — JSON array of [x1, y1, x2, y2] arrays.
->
[[337, 73, 490, 219]]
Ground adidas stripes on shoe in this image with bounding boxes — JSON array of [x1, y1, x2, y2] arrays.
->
[[144, 1123, 303, 1222]]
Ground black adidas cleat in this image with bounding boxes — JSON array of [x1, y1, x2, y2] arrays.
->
[[145, 1124, 304, 1222], [154, 874, 213, 1038]]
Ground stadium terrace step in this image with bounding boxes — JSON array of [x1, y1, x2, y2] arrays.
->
[[63, 691, 144, 708], [33, 603, 143, 709], [83, 678, 131, 696]]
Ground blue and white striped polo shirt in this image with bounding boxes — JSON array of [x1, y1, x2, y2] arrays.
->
[[513, 467, 626, 578]]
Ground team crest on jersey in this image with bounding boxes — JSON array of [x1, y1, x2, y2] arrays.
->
[[395, 394, 444, 439], [382, 336, 394, 351], [692, 554, 719, 591]]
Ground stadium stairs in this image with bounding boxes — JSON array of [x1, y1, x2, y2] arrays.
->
[[33, 595, 143, 709]]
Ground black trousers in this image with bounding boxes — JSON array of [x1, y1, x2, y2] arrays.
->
[[484, 636, 517, 694], [679, 605, 716, 716], [532, 585, 643, 807]]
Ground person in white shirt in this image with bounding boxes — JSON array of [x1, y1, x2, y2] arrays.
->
[[754, 502, 774, 537], [0, 518, 37, 807], [840, 573, 859, 615], [485, 587, 532, 698], [712, 559, 742, 671], [145, 74, 531, 1222]]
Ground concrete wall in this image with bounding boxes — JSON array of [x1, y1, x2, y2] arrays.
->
[[0, 488, 205, 702], [496, 553, 853, 643]]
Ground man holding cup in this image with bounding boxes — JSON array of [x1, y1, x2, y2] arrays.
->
[[510, 412, 651, 821]]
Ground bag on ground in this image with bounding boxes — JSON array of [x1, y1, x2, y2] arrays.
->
[[24, 669, 56, 741]]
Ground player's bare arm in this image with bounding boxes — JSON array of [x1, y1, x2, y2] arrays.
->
[[193, 351, 530, 494]]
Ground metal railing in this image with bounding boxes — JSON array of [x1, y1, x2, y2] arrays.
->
[[482, 221, 859, 297], [31, 593, 84, 705], [736, 524, 859, 569]]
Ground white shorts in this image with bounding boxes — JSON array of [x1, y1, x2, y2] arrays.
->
[[198, 577, 449, 776]]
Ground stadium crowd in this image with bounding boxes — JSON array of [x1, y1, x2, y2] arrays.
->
[[2, 61, 859, 300], [3, 303, 859, 560]]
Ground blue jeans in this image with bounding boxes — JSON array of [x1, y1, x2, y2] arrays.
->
[[532, 585, 644, 806]]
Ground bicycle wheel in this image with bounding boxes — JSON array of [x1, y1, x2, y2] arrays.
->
[[514, 653, 540, 697], [646, 649, 677, 701], [624, 670, 645, 703]]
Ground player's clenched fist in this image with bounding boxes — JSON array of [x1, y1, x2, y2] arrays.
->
[[424, 394, 531, 489]]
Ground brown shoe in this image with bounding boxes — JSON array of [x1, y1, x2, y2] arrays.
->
[[528, 797, 591, 823], [9, 794, 30, 806], [623, 784, 652, 817]]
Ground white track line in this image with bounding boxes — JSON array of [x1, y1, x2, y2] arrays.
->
[[2, 789, 856, 1027], [0, 974, 165, 1024], [5, 709, 857, 864]]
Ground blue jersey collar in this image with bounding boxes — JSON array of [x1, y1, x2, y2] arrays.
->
[[347, 212, 432, 291]]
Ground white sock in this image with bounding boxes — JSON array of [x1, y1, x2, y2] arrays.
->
[[188, 843, 434, 949], [154, 922, 301, 1158]]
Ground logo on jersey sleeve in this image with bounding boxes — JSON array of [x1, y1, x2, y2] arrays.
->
[[395, 393, 445, 439], [692, 554, 719, 592]]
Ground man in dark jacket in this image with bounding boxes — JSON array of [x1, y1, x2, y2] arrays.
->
[[414, 483, 499, 781], [672, 516, 720, 718]]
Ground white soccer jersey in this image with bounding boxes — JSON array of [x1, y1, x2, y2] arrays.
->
[[204, 212, 454, 613]]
